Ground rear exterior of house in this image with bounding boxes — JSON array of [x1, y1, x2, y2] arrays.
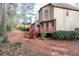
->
[[37, 3, 79, 33]]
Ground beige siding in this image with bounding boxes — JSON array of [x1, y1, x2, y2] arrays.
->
[[42, 6, 51, 20], [49, 22, 52, 30], [39, 10, 43, 20], [39, 4, 79, 31], [54, 7, 79, 31], [39, 5, 54, 21], [54, 7, 65, 30], [65, 10, 79, 30], [44, 22, 46, 30], [50, 5, 54, 20]]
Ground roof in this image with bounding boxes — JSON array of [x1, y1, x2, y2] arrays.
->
[[38, 3, 79, 12]]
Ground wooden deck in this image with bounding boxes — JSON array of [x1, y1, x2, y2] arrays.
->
[[40, 28, 55, 33]]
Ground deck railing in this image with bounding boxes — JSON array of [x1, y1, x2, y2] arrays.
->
[[40, 27, 54, 33]]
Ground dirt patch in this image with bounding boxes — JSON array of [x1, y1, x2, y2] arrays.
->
[[0, 32, 79, 56]]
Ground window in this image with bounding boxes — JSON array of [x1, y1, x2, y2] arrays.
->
[[45, 10, 48, 19], [66, 11, 69, 16]]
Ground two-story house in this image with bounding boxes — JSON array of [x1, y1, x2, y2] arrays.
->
[[37, 3, 79, 33]]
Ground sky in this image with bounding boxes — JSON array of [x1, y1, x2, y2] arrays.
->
[[34, 3, 48, 13]]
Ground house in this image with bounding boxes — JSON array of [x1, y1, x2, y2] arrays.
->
[[31, 20, 40, 30], [35, 3, 79, 33]]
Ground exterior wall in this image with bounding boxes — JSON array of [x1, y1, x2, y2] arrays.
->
[[39, 5, 55, 32], [49, 22, 55, 31], [42, 6, 50, 20], [49, 22, 53, 30], [39, 4, 79, 31], [54, 7, 79, 31], [54, 7, 65, 30], [39, 10, 43, 20], [65, 10, 79, 30], [39, 5, 54, 21], [44, 22, 46, 30], [50, 5, 54, 20]]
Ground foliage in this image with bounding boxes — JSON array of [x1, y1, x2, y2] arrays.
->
[[21, 28, 29, 31], [7, 3, 21, 30], [21, 3, 35, 25], [40, 32, 47, 40], [75, 28, 79, 32], [0, 23, 16, 32], [7, 25, 11, 31], [7, 3, 18, 20], [0, 24, 3, 36], [8, 20, 17, 31], [13, 41, 22, 48], [1, 36, 9, 43], [0, 41, 22, 48], [17, 25, 30, 31], [51, 31, 79, 40], [0, 32, 3, 36]]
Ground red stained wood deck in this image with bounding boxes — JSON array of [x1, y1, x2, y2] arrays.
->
[[40, 28, 55, 33]]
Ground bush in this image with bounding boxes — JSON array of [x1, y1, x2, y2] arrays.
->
[[51, 31, 79, 40], [0, 24, 11, 36], [21, 27, 29, 31], [75, 28, 79, 32], [40, 32, 47, 40], [7, 25, 11, 31], [1, 36, 9, 43], [0, 24, 3, 36], [0, 41, 22, 48], [0, 32, 3, 36], [13, 41, 22, 48]]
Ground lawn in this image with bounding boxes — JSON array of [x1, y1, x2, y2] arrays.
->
[[0, 31, 79, 56]]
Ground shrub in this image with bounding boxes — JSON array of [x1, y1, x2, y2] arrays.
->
[[0, 24, 3, 36], [51, 31, 79, 40], [21, 28, 29, 31], [40, 32, 47, 40], [0, 24, 11, 36], [0, 32, 3, 36], [1, 36, 9, 43], [7, 25, 11, 31], [75, 28, 79, 32], [0, 41, 22, 48], [13, 41, 22, 48]]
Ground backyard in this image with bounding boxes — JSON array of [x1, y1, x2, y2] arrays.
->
[[1, 3, 79, 56], [0, 31, 79, 56]]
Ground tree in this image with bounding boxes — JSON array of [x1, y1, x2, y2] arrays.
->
[[1, 3, 8, 43], [21, 3, 35, 28], [7, 3, 18, 21], [7, 3, 22, 30]]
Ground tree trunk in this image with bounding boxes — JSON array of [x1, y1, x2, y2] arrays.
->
[[1, 3, 8, 43]]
